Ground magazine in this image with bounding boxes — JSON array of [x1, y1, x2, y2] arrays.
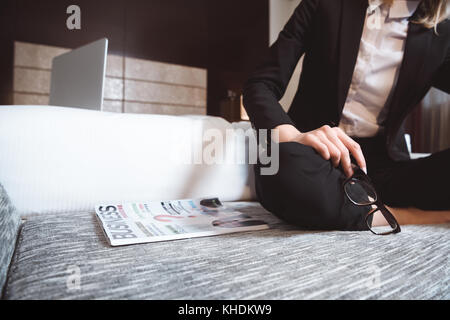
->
[[95, 197, 270, 246]]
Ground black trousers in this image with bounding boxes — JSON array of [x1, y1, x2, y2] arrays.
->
[[254, 135, 450, 231]]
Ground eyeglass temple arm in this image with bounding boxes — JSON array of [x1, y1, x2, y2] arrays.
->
[[378, 205, 400, 230]]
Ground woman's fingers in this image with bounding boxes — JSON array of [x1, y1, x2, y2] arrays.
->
[[316, 131, 341, 168], [338, 142, 352, 177], [322, 127, 353, 177], [302, 133, 330, 160], [335, 128, 367, 173], [296, 125, 367, 178]]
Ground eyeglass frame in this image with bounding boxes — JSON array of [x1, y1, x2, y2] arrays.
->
[[342, 167, 401, 235]]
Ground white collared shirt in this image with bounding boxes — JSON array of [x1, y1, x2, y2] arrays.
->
[[338, 0, 420, 137]]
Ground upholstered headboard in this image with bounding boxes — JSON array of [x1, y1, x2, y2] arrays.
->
[[13, 41, 207, 116]]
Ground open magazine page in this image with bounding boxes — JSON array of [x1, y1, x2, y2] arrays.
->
[[95, 198, 270, 246]]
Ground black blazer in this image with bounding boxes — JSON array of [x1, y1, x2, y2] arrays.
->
[[243, 0, 449, 160]]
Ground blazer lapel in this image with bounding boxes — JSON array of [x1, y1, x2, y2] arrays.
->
[[337, 0, 369, 115], [385, 22, 433, 144]]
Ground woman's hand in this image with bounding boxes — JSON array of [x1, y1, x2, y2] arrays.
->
[[275, 124, 367, 177]]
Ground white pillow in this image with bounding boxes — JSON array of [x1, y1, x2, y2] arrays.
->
[[0, 106, 256, 216]]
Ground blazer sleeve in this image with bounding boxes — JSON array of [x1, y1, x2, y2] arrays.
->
[[432, 20, 450, 94], [432, 46, 450, 94], [243, 0, 319, 130]]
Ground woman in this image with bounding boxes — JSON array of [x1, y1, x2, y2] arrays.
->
[[243, 0, 450, 232]]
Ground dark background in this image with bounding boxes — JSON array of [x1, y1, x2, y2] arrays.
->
[[0, 0, 269, 117]]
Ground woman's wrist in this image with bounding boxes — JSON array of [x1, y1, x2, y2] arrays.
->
[[274, 124, 302, 143]]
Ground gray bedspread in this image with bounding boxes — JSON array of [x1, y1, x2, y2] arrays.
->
[[3, 202, 449, 299]]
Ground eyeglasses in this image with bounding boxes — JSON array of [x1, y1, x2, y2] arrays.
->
[[343, 167, 401, 235]]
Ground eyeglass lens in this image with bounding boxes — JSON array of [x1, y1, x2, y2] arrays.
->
[[344, 179, 377, 205], [367, 209, 398, 235]]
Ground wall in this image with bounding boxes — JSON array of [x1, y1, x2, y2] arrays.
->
[[206, 0, 270, 120], [407, 88, 450, 153], [12, 41, 207, 115], [0, 0, 15, 105]]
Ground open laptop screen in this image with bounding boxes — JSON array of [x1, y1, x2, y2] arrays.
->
[[49, 38, 108, 110]]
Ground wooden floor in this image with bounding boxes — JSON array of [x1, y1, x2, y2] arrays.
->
[[388, 206, 450, 225]]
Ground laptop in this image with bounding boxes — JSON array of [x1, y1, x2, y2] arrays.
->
[[49, 38, 108, 111]]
